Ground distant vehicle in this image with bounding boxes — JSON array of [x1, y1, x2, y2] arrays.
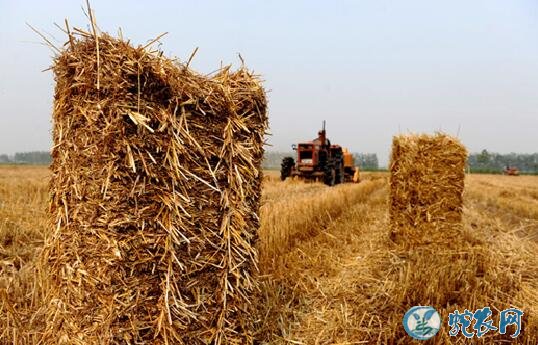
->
[[280, 121, 359, 186], [503, 165, 519, 176]]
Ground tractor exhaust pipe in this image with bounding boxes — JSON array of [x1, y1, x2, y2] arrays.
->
[[319, 120, 327, 146]]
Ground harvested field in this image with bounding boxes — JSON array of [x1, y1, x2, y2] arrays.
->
[[1, 166, 538, 344]]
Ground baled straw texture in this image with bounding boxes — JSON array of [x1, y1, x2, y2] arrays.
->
[[385, 134, 538, 342], [389, 133, 467, 246], [42, 26, 267, 344]]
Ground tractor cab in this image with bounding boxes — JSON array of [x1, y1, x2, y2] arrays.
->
[[293, 125, 331, 171], [296, 143, 315, 165]]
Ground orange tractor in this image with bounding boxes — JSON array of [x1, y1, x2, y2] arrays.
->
[[280, 122, 360, 186], [503, 165, 520, 176]]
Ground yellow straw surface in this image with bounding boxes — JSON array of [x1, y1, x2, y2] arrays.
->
[[390, 133, 467, 246], [42, 25, 267, 344]]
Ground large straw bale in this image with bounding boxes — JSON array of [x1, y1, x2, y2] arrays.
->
[[389, 133, 467, 245], [42, 26, 267, 344]]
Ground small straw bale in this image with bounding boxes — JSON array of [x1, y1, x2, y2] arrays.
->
[[42, 23, 267, 344], [389, 133, 467, 245]]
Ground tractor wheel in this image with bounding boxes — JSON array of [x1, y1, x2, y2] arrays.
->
[[280, 157, 295, 181], [324, 164, 336, 186]]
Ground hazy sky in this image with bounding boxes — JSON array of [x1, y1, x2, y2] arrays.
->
[[1, 1, 538, 166]]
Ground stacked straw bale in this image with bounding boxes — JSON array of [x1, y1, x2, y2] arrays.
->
[[386, 134, 538, 343], [389, 133, 467, 245], [42, 26, 267, 344]]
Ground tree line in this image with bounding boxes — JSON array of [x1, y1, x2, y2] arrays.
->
[[0, 151, 52, 164], [468, 150, 538, 173], [264, 150, 538, 173], [1, 150, 537, 173]]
